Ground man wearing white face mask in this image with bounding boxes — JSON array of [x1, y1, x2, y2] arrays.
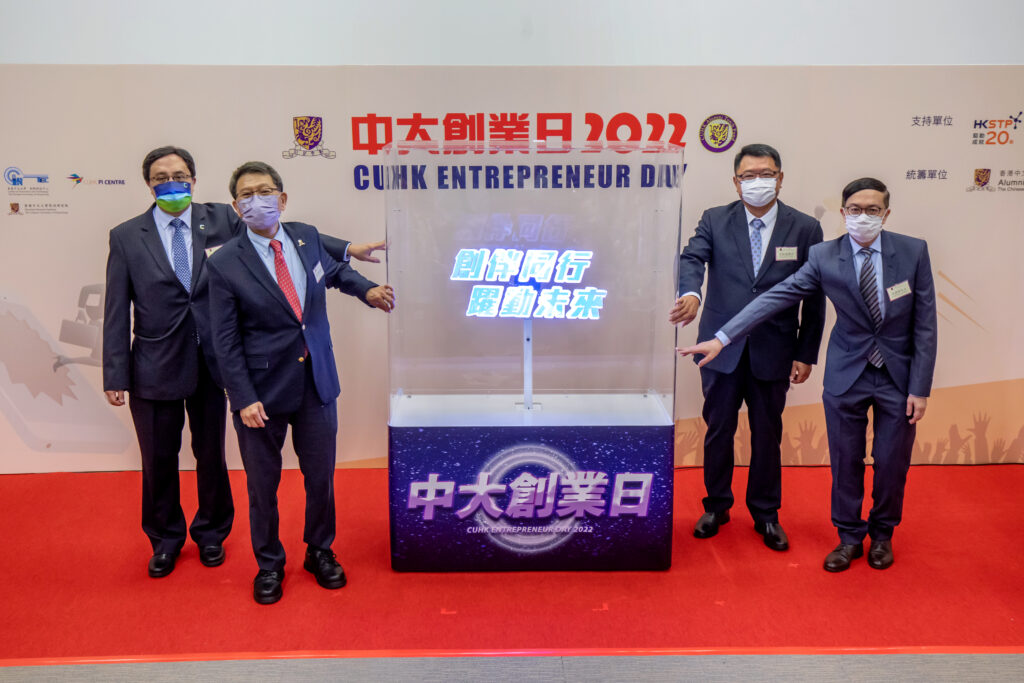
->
[[678, 177, 937, 573], [208, 161, 395, 604], [670, 144, 826, 553]]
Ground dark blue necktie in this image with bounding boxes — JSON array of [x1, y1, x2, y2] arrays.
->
[[170, 218, 191, 293], [858, 247, 884, 367]]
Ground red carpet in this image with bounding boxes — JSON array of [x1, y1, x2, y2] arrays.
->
[[1, 466, 1022, 663]]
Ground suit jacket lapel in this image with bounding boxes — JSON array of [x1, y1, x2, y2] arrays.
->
[[281, 223, 316, 312], [138, 206, 180, 286], [237, 231, 301, 322], [880, 231, 900, 323], [727, 205, 756, 282], [189, 204, 210, 291]]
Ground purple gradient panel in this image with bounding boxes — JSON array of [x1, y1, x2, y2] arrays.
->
[[389, 425, 673, 571]]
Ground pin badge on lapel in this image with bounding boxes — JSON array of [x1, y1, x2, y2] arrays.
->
[[199, 224, 205, 230], [297, 239, 306, 246]]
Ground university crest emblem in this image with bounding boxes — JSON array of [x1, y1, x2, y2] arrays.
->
[[698, 114, 738, 153], [974, 168, 991, 188], [283, 116, 337, 159]]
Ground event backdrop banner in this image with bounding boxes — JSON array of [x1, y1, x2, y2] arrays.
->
[[0, 65, 1022, 472]]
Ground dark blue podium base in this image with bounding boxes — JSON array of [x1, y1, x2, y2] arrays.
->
[[389, 424, 673, 571]]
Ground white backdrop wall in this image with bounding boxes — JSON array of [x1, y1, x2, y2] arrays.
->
[[2, 1, 1024, 67], [1, 3, 1022, 473]]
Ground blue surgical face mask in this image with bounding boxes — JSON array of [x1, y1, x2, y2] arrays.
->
[[153, 181, 192, 213], [237, 193, 281, 231]]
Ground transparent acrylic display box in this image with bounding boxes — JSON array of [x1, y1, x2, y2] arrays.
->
[[385, 143, 682, 428]]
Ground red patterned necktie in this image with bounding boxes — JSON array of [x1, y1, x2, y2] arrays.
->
[[269, 239, 302, 322]]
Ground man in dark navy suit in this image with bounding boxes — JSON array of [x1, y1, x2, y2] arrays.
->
[[208, 161, 394, 604], [103, 146, 383, 578], [679, 177, 937, 572], [669, 143, 825, 552]]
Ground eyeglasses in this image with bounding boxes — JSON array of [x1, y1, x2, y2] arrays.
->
[[736, 171, 779, 181], [236, 187, 280, 200], [844, 206, 886, 217], [150, 173, 192, 184]]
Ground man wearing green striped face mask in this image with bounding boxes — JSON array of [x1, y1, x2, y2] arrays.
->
[[103, 146, 382, 581]]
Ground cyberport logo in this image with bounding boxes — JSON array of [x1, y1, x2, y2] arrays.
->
[[406, 443, 654, 555], [282, 115, 337, 159], [451, 248, 608, 320], [67, 173, 126, 187], [698, 114, 738, 153], [4, 166, 49, 186], [972, 111, 1022, 145], [967, 168, 996, 193]]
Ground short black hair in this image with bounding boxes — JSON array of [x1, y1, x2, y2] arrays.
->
[[733, 143, 781, 174], [142, 146, 196, 182], [842, 177, 890, 208], [229, 161, 284, 199]]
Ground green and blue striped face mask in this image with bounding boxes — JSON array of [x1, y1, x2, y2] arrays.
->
[[153, 181, 192, 213]]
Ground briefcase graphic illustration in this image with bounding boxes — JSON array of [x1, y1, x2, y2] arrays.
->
[[0, 291, 131, 453]]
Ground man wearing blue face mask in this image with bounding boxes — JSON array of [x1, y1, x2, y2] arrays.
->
[[669, 143, 825, 554], [103, 146, 384, 579], [678, 177, 937, 573], [208, 161, 394, 604]]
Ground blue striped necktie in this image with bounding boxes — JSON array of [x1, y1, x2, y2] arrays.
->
[[750, 218, 765, 275], [170, 218, 191, 293], [858, 247, 884, 367]]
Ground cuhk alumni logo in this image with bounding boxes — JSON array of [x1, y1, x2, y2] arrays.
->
[[283, 116, 336, 159], [967, 168, 996, 192], [698, 114, 738, 153]]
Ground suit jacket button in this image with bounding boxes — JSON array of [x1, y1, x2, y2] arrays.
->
[[298, 356, 305, 363], [752, 288, 759, 293], [302, 324, 306, 330]]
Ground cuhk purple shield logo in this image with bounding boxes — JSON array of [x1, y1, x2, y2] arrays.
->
[[294, 116, 323, 151], [283, 115, 336, 159]]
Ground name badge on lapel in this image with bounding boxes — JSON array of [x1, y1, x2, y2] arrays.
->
[[887, 280, 911, 301], [775, 246, 798, 261], [313, 261, 324, 283], [204, 245, 222, 257]]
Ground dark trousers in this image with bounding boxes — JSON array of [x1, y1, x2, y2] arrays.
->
[[233, 364, 338, 572], [129, 356, 232, 555], [823, 363, 916, 545], [699, 345, 789, 523]]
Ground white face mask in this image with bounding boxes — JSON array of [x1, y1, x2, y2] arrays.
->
[[740, 177, 777, 208], [845, 213, 884, 243]]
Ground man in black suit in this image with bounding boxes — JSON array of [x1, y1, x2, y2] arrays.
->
[[669, 143, 825, 551], [208, 161, 394, 604], [103, 146, 383, 578]]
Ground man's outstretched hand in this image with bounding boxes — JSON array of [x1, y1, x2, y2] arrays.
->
[[676, 338, 724, 367]]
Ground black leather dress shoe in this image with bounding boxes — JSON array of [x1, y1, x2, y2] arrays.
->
[[304, 547, 347, 589], [199, 545, 225, 567], [693, 510, 730, 538], [253, 569, 284, 605], [823, 542, 864, 572], [753, 521, 789, 551], [867, 539, 894, 570], [147, 552, 178, 578]]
